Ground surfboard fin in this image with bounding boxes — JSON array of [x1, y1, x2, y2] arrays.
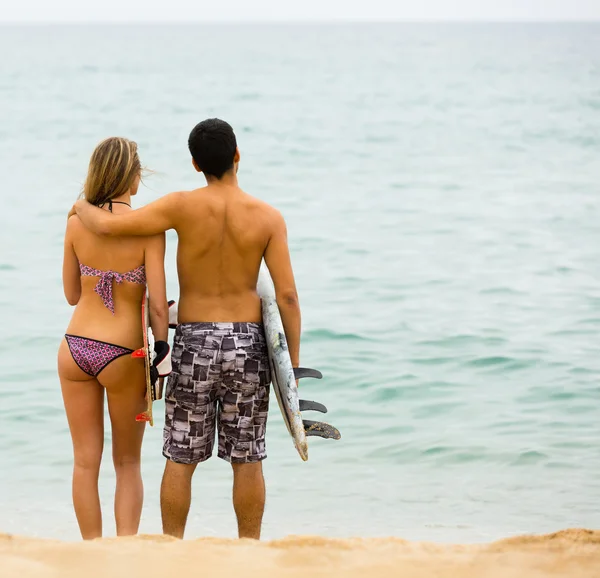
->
[[131, 348, 146, 359], [294, 367, 323, 380], [299, 400, 328, 413], [303, 420, 341, 440]]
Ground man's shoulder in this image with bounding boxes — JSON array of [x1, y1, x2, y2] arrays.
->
[[241, 192, 283, 221], [160, 189, 207, 215], [163, 189, 195, 204]]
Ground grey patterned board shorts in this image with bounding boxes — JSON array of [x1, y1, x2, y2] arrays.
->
[[163, 322, 271, 465]]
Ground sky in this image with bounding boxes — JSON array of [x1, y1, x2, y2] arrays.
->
[[2, 0, 600, 22]]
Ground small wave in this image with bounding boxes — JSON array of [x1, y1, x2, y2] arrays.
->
[[549, 391, 578, 401], [0, 264, 16, 271], [409, 356, 459, 366], [581, 98, 600, 110], [550, 441, 588, 450], [467, 356, 534, 370], [575, 318, 600, 326], [441, 183, 461, 191], [372, 385, 442, 402], [571, 135, 599, 148], [371, 386, 404, 402], [511, 450, 548, 466], [564, 405, 596, 415], [346, 247, 371, 256], [568, 367, 597, 375], [417, 335, 507, 348], [479, 287, 526, 296], [489, 418, 533, 430], [544, 461, 573, 470], [368, 443, 560, 467], [412, 401, 464, 418], [303, 328, 372, 342], [422, 278, 450, 287], [422, 445, 453, 456], [548, 329, 597, 337], [372, 444, 492, 465], [378, 424, 416, 436]]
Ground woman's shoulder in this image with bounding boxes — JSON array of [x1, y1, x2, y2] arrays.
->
[[66, 214, 85, 236], [66, 214, 102, 243]]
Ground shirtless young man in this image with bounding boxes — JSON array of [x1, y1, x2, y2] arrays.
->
[[74, 118, 301, 540]]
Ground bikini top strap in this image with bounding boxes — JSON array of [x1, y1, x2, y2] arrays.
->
[[99, 200, 131, 212]]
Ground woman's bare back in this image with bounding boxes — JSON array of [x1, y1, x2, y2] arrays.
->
[[66, 214, 147, 349]]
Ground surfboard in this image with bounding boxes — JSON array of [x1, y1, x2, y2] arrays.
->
[[257, 265, 341, 461], [132, 292, 156, 426]]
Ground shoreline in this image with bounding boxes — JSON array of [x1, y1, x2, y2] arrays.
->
[[1, 529, 599, 578]]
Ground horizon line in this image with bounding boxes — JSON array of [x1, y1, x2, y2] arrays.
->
[[1, 18, 600, 25]]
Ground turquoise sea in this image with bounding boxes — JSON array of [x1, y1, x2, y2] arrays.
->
[[0, 23, 599, 542]]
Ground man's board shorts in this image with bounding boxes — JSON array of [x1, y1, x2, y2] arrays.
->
[[163, 322, 271, 464]]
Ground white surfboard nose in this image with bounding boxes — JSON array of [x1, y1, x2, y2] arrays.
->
[[168, 300, 178, 328], [257, 262, 275, 298]]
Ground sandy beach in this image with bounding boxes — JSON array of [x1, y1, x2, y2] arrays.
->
[[1, 529, 598, 578]]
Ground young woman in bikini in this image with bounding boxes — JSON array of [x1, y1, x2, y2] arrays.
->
[[58, 137, 169, 539]]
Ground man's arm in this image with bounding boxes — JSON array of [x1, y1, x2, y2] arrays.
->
[[74, 192, 183, 237], [264, 211, 301, 367]]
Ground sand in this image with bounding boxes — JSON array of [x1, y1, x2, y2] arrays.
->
[[1, 529, 599, 578]]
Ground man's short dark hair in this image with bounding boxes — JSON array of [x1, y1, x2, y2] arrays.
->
[[188, 118, 237, 179]]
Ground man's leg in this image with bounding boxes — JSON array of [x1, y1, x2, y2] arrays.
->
[[161, 323, 219, 538], [232, 462, 265, 539], [216, 322, 270, 539], [160, 460, 197, 538]]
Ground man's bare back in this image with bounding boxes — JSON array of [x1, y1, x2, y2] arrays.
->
[[174, 184, 278, 324]]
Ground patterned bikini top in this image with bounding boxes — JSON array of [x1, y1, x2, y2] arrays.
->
[[80, 264, 146, 314]]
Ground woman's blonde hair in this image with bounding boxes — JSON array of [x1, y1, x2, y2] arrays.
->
[[82, 137, 141, 206]]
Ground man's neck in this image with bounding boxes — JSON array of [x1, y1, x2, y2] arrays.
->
[[205, 171, 238, 189]]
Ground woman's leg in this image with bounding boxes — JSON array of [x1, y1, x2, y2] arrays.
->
[[102, 356, 147, 536], [59, 341, 105, 540]]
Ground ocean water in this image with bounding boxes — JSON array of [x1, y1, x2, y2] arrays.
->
[[1, 23, 599, 543]]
